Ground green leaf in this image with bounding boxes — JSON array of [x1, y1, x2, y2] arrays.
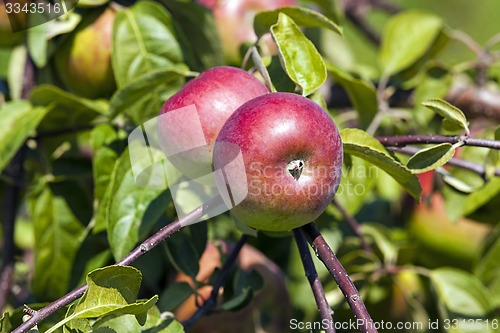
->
[[407, 143, 455, 174], [254, 6, 342, 37], [380, 10, 443, 75], [222, 268, 264, 312], [0, 101, 49, 172], [112, 1, 183, 88], [105, 149, 166, 260], [161, 0, 223, 70], [341, 128, 421, 199], [0, 312, 12, 333], [413, 66, 452, 126], [327, 64, 377, 129], [7, 45, 27, 100], [475, 235, 500, 287], [31, 181, 86, 300], [165, 229, 200, 279], [431, 268, 493, 317], [93, 307, 185, 333], [361, 224, 398, 265], [422, 98, 469, 134], [158, 282, 194, 311], [30, 85, 108, 131], [91, 125, 121, 208], [109, 67, 188, 123], [47, 266, 157, 333], [78, 0, 111, 7], [461, 178, 500, 216], [271, 13, 327, 96]]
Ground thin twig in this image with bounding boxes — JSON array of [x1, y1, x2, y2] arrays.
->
[[377, 135, 500, 150], [0, 148, 25, 313], [366, 75, 390, 135], [387, 146, 500, 177], [332, 199, 373, 253], [293, 229, 335, 333], [0, 53, 35, 314], [345, 9, 381, 45], [12, 197, 221, 333], [302, 223, 378, 333], [182, 234, 249, 330]]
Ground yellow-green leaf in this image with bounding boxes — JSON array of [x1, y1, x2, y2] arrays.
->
[[271, 13, 326, 96], [422, 98, 469, 134], [341, 128, 421, 199], [380, 10, 443, 75]]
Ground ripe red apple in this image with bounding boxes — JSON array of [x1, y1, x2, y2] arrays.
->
[[213, 92, 343, 232], [54, 7, 116, 99], [158, 66, 268, 175], [197, 0, 297, 63]]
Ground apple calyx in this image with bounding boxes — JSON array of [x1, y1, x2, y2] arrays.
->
[[287, 159, 304, 181]]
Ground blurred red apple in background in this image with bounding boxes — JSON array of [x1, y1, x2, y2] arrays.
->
[[197, 0, 297, 64]]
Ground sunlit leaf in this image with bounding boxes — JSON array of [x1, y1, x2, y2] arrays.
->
[[0, 101, 49, 172], [271, 13, 326, 96], [47, 266, 157, 333], [31, 182, 87, 300], [422, 98, 469, 134], [341, 128, 421, 199], [254, 6, 341, 37], [112, 1, 183, 88], [380, 10, 443, 75]]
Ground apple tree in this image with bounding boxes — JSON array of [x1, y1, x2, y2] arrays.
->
[[0, 0, 499, 332]]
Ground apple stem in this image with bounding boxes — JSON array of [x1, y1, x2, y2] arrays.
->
[[293, 229, 336, 333], [12, 197, 222, 333], [182, 234, 249, 330], [302, 223, 379, 333]]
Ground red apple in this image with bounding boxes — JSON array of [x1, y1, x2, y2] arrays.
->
[[54, 7, 116, 99], [213, 92, 343, 231], [197, 0, 297, 64], [158, 66, 268, 175]]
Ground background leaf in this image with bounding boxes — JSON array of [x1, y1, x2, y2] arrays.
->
[[422, 98, 469, 134], [109, 67, 188, 124], [328, 65, 377, 129], [160, 0, 223, 71], [341, 128, 422, 199], [30, 85, 108, 131], [254, 6, 342, 37], [31, 181, 87, 300], [105, 149, 166, 260], [379, 10, 443, 75], [271, 13, 327, 96], [112, 1, 183, 88], [0, 101, 49, 172]]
